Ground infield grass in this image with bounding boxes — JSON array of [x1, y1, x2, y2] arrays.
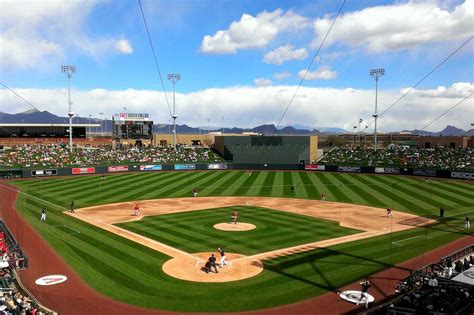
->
[[9, 171, 474, 312], [116, 206, 360, 255]]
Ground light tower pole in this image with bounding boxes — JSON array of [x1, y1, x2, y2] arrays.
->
[[167, 73, 181, 150], [61, 65, 76, 153], [369, 68, 385, 151], [99, 112, 104, 135], [358, 118, 363, 146]]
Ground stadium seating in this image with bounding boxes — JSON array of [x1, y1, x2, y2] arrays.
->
[[0, 144, 223, 168], [319, 145, 473, 170]]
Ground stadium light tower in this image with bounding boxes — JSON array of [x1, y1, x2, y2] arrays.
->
[[61, 65, 76, 153], [167, 73, 181, 150], [369, 68, 385, 151], [358, 118, 363, 146]]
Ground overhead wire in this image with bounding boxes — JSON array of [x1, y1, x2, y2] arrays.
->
[[0, 82, 65, 137], [137, 0, 173, 119], [255, 0, 346, 164], [364, 36, 473, 128], [273, 0, 346, 132], [419, 93, 473, 131]]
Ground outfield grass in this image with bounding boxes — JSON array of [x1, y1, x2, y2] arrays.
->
[[10, 171, 474, 312], [116, 206, 360, 255]]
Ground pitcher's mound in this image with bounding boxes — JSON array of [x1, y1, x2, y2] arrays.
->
[[162, 252, 263, 283], [213, 222, 256, 231]]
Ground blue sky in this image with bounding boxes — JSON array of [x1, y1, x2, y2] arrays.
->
[[0, 0, 473, 131]]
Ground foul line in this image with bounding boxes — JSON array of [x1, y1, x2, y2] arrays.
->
[[392, 235, 432, 247], [0, 183, 204, 263], [0, 183, 68, 211]]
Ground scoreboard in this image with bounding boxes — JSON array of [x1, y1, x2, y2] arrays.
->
[[113, 113, 153, 140]]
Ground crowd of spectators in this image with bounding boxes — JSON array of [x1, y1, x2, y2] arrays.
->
[[1, 231, 46, 314], [371, 247, 473, 314], [319, 145, 473, 170], [0, 144, 223, 168]]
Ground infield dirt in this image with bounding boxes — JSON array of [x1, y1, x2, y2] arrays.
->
[[67, 197, 434, 282]]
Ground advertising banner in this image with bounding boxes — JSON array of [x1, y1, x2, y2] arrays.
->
[[451, 172, 474, 180], [140, 165, 162, 171], [375, 167, 400, 174], [175, 164, 196, 170], [72, 167, 96, 175], [207, 164, 228, 170], [108, 166, 129, 173], [31, 169, 57, 176], [338, 166, 361, 173], [413, 169, 436, 177], [305, 164, 326, 171]]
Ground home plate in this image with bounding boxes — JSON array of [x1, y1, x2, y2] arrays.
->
[[35, 275, 68, 286], [339, 290, 375, 304]]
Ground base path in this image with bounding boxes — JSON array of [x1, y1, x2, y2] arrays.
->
[[72, 196, 433, 261], [70, 197, 434, 283]]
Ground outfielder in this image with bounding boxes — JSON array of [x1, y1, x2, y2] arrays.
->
[[40, 208, 46, 222]]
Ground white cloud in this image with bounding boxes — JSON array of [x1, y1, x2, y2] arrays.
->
[[200, 9, 310, 54], [1, 83, 472, 132], [0, 0, 130, 70], [254, 78, 273, 87], [299, 66, 337, 80], [313, 0, 474, 52], [115, 39, 134, 54], [273, 71, 291, 80], [401, 82, 474, 98], [263, 45, 308, 65]]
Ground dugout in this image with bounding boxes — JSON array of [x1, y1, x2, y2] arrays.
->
[[214, 135, 318, 165]]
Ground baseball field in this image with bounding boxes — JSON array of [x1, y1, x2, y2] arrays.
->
[[8, 170, 474, 312]]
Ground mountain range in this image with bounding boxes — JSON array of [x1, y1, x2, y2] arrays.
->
[[0, 109, 472, 136]]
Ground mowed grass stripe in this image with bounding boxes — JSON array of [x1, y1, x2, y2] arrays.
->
[[398, 177, 473, 207], [185, 171, 232, 196], [333, 174, 386, 207], [298, 172, 320, 200], [350, 175, 412, 210], [318, 173, 353, 203], [209, 171, 246, 196], [367, 175, 436, 215], [394, 176, 470, 210], [152, 172, 218, 198], [257, 172, 276, 196], [81, 172, 168, 205], [38, 172, 137, 195], [445, 181, 474, 195], [233, 171, 261, 195], [427, 180, 474, 200], [292, 172, 308, 199], [282, 172, 293, 197], [118, 172, 191, 201], [220, 171, 256, 196], [68, 172, 155, 203], [272, 172, 285, 197], [62, 242, 161, 295]]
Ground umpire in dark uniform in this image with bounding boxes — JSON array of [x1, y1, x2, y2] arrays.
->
[[208, 254, 218, 273]]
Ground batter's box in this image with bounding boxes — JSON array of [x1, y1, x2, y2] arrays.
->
[[52, 225, 81, 235], [398, 217, 432, 226]]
